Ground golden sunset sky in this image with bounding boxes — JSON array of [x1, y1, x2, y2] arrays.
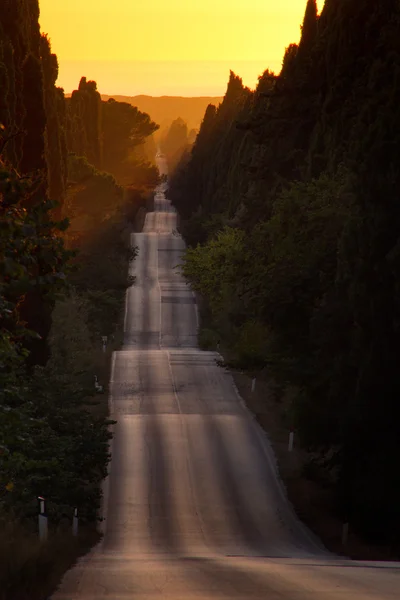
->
[[39, 0, 325, 96]]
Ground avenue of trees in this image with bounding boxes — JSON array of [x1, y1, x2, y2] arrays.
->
[[169, 0, 400, 545]]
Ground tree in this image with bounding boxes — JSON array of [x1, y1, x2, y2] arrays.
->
[[67, 77, 102, 168], [101, 98, 158, 183], [161, 117, 188, 173], [40, 34, 68, 214], [171, 0, 400, 544]]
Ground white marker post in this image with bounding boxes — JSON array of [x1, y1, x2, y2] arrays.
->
[[251, 378, 256, 393], [102, 335, 108, 353], [38, 496, 48, 542], [94, 376, 103, 393], [72, 507, 78, 537], [288, 429, 294, 452]]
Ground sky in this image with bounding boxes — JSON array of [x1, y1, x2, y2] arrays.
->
[[39, 0, 325, 97]]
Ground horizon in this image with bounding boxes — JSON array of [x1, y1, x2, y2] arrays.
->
[[39, 0, 325, 97], [53, 59, 283, 97]]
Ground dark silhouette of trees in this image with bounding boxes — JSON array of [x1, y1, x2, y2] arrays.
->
[[67, 77, 102, 169], [101, 98, 158, 183], [161, 117, 189, 173], [169, 72, 252, 233], [40, 34, 68, 215], [0, 1, 65, 364], [170, 0, 400, 545]]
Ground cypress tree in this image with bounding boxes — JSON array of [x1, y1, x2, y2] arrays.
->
[[0, 0, 68, 364], [20, 52, 46, 176], [67, 77, 102, 168], [297, 0, 318, 61], [170, 0, 400, 544], [40, 34, 67, 212]]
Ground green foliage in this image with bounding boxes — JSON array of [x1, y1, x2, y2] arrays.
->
[[198, 327, 220, 351], [0, 160, 71, 366], [0, 155, 114, 529], [0, 367, 112, 522], [182, 228, 247, 317]]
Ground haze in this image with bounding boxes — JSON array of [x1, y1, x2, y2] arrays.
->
[[39, 0, 325, 96]]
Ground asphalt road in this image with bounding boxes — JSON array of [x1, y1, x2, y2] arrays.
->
[[53, 159, 400, 598]]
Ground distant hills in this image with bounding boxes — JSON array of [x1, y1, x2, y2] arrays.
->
[[101, 95, 223, 133]]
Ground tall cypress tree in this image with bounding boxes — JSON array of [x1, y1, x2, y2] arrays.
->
[[0, 0, 69, 364], [297, 0, 318, 61], [40, 34, 67, 213], [67, 77, 102, 168], [20, 52, 46, 177]]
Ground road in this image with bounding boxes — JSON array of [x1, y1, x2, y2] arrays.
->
[[53, 157, 400, 598]]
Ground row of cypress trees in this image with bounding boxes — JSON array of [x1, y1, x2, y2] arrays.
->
[[1, 2, 158, 364], [0, 1, 69, 366], [170, 0, 400, 544], [0, 0, 157, 542]]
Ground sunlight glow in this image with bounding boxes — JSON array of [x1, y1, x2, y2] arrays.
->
[[39, 0, 325, 95]]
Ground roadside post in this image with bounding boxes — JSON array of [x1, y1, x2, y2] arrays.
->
[[38, 496, 48, 542], [288, 428, 294, 452], [251, 378, 256, 393], [102, 335, 108, 353], [72, 507, 78, 537], [94, 375, 103, 393]]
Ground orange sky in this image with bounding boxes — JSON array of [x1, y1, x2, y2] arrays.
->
[[39, 0, 325, 96]]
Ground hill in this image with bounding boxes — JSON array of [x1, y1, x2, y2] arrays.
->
[[101, 94, 223, 133]]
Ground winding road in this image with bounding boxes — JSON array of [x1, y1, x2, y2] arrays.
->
[[53, 157, 400, 599]]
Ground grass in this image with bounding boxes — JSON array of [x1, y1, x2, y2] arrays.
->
[[0, 518, 100, 600]]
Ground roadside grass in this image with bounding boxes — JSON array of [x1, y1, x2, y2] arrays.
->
[[0, 517, 99, 600]]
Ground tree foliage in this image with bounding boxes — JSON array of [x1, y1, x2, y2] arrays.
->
[[0, 161, 111, 523], [172, 0, 400, 543], [66, 86, 159, 186], [66, 77, 102, 169], [0, 0, 140, 545], [40, 34, 68, 214], [102, 98, 158, 183]]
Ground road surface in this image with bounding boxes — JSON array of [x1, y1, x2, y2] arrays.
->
[[53, 158, 400, 598]]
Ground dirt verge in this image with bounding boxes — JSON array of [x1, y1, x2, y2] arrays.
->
[[232, 370, 399, 561]]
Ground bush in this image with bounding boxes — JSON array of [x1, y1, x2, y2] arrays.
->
[[198, 327, 220, 350]]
